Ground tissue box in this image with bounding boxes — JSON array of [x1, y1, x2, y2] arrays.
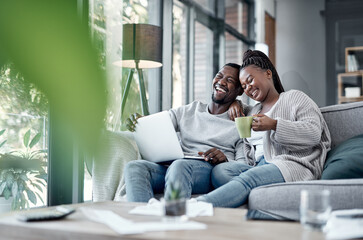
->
[[345, 87, 361, 98]]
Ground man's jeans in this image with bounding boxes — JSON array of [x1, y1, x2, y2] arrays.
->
[[124, 159, 214, 202], [197, 157, 285, 208]]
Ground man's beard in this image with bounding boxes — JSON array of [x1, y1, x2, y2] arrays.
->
[[211, 93, 225, 104]]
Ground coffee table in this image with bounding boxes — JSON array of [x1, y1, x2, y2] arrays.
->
[[0, 201, 324, 240]]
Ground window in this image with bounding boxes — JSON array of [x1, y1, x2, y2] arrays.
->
[[0, 64, 49, 210], [170, 0, 254, 108], [194, 22, 213, 102]]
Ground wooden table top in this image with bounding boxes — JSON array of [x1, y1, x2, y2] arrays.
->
[[0, 201, 324, 240]]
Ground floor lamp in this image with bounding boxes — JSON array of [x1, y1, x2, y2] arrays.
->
[[114, 24, 162, 118]]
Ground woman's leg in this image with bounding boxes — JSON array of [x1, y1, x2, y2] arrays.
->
[[165, 159, 214, 199], [211, 161, 253, 188], [197, 163, 285, 208], [124, 160, 167, 202]]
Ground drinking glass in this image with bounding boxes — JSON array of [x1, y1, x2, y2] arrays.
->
[[300, 189, 331, 231]]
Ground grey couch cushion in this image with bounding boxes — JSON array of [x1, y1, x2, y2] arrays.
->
[[320, 101, 363, 149], [247, 179, 363, 221]]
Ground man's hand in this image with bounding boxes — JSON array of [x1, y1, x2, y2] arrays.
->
[[198, 148, 227, 164], [252, 114, 277, 131], [125, 113, 142, 132], [228, 100, 244, 121]]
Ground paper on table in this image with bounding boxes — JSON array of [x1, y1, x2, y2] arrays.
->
[[324, 209, 363, 240], [128, 198, 213, 217], [80, 207, 207, 235]]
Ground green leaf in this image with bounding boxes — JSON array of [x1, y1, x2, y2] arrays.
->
[[32, 182, 43, 192], [35, 174, 48, 181], [0, 181, 7, 195], [0, 129, 5, 136], [11, 181, 18, 198], [26, 189, 37, 205], [3, 188, 11, 199], [0, 140, 6, 148], [23, 129, 31, 148], [35, 179, 46, 187], [19, 173, 29, 182], [35, 192, 44, 205], [29, 133, 41, 149]]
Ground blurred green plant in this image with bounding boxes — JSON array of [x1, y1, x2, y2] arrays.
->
[[165, 181, 185, 201], [0, 63, 48, 117], [0, 129, 47, 210]]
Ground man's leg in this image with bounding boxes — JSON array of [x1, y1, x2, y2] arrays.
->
[[211, 161, 253, 188], [197, 162, 285, 208], [164, 159, 214, 199], [124, 160, 167, 202]]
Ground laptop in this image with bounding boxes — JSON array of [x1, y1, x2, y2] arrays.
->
[[133, 111, 205, 163]]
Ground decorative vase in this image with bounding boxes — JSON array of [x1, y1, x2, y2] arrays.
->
[[164, 198, 187, 222]]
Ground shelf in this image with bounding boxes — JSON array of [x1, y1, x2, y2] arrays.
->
[[345, 46, 363, 73], [337, 72, 363, 104], [338, 96, 363, 104]]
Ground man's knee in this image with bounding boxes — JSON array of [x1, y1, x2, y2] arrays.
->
[[211, 163, 234, 188], [124, 160, 148, 178], [166, 160, 192, 180]]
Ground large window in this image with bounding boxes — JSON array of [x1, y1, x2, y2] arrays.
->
[[0, 64, 48, 210], [83, 0, 254, 203], [170, 0, 254, 108]]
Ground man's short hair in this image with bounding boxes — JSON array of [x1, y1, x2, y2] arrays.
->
[[224, 63, 241, 70]]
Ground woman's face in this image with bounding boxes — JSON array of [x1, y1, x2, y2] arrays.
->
[[239, 65, 273, 102]]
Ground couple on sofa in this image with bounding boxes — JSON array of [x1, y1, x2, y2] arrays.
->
[[124, 49, 331, 208]]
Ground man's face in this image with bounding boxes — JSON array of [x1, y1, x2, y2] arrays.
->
[[212, 66, 242, 104]]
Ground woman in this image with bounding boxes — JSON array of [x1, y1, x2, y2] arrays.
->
[[197, 50, 331, 208]]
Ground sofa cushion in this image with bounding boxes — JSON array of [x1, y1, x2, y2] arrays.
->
[[247, 179, 363, 221], [320, 101, 363, 148], [321, 134, 363, 180]]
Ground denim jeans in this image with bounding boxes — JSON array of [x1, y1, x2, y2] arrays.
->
[[124, 159, 214, 202], [197, 157, 285, 208]]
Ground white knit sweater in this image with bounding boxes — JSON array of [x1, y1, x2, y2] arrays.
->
[[244, 90, 331, 182]]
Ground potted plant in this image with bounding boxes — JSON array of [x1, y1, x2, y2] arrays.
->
[[0, 129, 47, 212], [164, 182, 187, 219]]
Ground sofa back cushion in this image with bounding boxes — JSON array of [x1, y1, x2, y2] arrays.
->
[[321, 134, 363, 180], [320, 101, 363, 149]]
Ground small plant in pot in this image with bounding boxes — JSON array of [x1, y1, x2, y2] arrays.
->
[[164, 182, 187, 219], [0, 129, 47, 211]]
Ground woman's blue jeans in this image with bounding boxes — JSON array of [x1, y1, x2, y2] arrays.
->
[[124, 159, 214, 202], [197, 157, 285, 208]]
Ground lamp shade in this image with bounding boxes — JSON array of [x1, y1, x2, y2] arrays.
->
[[114, 24, 162, 69]]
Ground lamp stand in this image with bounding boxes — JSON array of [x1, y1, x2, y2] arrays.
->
[[120, 61, 150, 120]]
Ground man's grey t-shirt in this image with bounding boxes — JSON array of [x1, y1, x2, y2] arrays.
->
[[168, 101, 245, 162]]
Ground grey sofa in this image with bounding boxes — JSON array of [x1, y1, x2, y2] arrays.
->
[[247, 101, 363, 221], [92, 101, 363, 221]]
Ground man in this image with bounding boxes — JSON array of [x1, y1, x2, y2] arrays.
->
[[124, 63, 246, 202]]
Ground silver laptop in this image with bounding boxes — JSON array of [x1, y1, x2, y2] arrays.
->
[[134, 111, 204, 163]]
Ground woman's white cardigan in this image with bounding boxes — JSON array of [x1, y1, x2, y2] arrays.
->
[[244, 90, 331, 182]]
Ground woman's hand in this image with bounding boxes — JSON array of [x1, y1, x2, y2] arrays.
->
[[125, 113, 142, 132], [252, 114, 277, 131], [198, 148, 228, 164], [228, 100, 244, 121]]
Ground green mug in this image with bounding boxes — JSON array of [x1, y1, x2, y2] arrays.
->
[[235, 116, 253, 138]]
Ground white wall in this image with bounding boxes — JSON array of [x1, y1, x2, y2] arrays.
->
[[275, 0, 326, 107]]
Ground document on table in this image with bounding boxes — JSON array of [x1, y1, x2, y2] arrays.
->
[[324, 209, 363, 240], [80, 207, 207, 235]]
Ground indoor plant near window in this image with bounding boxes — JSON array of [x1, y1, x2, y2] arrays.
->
[[0, 129, 47, 212], [164, 182, 187, 220]]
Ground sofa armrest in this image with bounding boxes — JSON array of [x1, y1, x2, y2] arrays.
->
[[92, 130, 140, 202]]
